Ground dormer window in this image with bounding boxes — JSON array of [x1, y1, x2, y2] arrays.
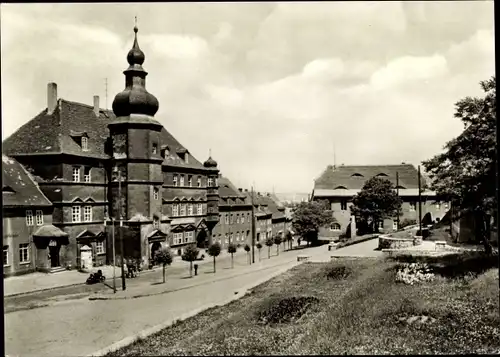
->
[[152, 143, 158, 155], [81, 137, 89, 151], [375, 173, 388, 177], [160, 145, 169, 159], [2, 186, 15, 194], [334, 186, 348, 190], [351, 173, 363, 177]]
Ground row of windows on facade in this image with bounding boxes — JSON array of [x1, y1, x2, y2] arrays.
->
[[172, 203, 204, 217], [219, 213, 274, 226], [329, 220, 401, 231], [70, 166, 218, 189], [2, 241, 105, 267], [172, 231, 195, 245], [336, 200, 449, 211]]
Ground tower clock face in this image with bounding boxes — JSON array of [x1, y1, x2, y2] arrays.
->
[[113, 133, 127, 159]]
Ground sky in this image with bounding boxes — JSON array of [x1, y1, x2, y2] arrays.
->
[[1, 2, 495, 193]]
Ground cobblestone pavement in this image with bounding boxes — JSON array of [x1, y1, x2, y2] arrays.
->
[[5, 244, 333, 357]]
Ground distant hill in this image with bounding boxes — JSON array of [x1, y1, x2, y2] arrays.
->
[[274, 192, 310, 204]]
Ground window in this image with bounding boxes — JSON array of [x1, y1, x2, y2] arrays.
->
[[188, 175, 193, 187], [230, 214, 234, 224], [236, 232, 240, 241], [197, 176, 202, 187], [72, 206, 81, 223], [197, 203, 203, 215], [96, 241, 105, 254], [152, 143, 158, 154], [26, 210, 34, 226], [180, 204, 186, 216], [3, 245, 9, 266], [248, 213, 250, 223], [173, 233, 183, 245], [153, 188, 159, 200], [236, 214, 240, 224], [19, 243, 30, 264], [225, 236, 229, 244], [72, 167, 80, 182], [185, 231, 194, 243], [83, 206, 92, 222], [180, 175, 185, 187], [340, 200, 347, 211], [81, 136, 89, 151], [378, 221, 384, 229], [435, 202, 440, 210], [445, 202, 449, 209], [153, 217, 160, 229], [410, 202, 416, 212], [188, 204, 193, 216], [84, 167, 91, 182], [393, 221, 398, 230], [208, 177, 214, 187], [225, 214, 229, 224], [36, 210, 43, 226], [172, 204, 179, 217], [173, 175, 178, 187], [230, 233, 233, 242]]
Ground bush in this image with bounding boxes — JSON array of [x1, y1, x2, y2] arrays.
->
[[244, 244, 251, 252]]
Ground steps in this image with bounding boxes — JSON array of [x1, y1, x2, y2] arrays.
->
[[49, 267, 66, 274]]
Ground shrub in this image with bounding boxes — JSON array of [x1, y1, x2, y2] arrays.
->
[[207, 242, 221, 273], [182, 244, 199, 277]]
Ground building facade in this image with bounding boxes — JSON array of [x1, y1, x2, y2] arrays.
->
[[311, 164, 450, 238], [2, 155, 70, 276], [3, 25, 218, 272]]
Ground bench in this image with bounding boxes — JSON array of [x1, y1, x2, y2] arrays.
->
[[297, 255, 310, 262], [435, 241, 447, 251]]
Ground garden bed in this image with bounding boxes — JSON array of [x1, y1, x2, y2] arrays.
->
[[107, 253, 499, 356]]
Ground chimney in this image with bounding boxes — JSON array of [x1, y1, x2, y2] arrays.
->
[[218, 173, 222, 178], [47, 83, 57, 115], [257, 192, 261, 196], [267, 193, 270, 197], [93, 95, 100, 117], [244, 189, 248, 192], [401, 161, 406, 164], [238, 188, 243, 192]]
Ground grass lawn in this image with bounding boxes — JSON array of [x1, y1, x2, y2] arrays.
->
[[108, 252, 499, 355]]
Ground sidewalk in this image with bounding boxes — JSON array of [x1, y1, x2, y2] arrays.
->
[[3, 246, 284, 297]]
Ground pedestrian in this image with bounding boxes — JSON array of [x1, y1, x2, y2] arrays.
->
[[194, 264, 198, 276]]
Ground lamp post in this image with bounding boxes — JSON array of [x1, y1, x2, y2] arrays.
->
[[115, 166, 126, 291], [111, 217, 116, 293]]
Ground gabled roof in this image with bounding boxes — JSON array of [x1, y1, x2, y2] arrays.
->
[[3, 99, 112, 158], [3, 97, 208, 171], [314, 164, 423, 190], [2, 155, 52, 208]]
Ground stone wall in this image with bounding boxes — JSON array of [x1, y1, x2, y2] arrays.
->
[[378, 235, 416, 250]]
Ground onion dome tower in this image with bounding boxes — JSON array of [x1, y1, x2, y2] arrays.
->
[[108, 23, 164, 239], [203, 153, 220, 245]]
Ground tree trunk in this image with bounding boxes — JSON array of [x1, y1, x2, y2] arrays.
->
[[190, 261, 193, 277], [162, 264, 166, 283], [213, 256, 216, 273], [258, 249, 261, 261], [276, 245, 279, 255], [268, 247, 271, 258], [231, 253, 234, 268]]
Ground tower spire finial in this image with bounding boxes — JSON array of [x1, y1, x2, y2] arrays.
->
[[134, 15, 138, 32], [209, 148, 212, 157]]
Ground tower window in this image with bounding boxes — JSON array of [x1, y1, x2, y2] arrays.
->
[[152, 143, 158, 155], [208, 177, 214, 187], [153, 187, 159, 200], [188, 175, 193, 187], [197, 176, 202, 187], [173, 175, 178, 187], [179, 175, 185, 187]]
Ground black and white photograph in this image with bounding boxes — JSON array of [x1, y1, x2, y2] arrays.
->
[[1, 1, 498, 356]]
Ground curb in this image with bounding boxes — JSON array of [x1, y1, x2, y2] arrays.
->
[[87, 261, 301, 357], [88, 259, 300, 301], [335, 235, 379, 250]]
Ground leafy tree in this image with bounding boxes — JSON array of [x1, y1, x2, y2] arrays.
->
[[350, 177, 402, 234], [207, 242, 221, 273], [227, 243, 237, 268], [265, 237, 274, 258], [256, 242, 263, 261], [292, 200, 334, 246], [244, 244, 251, 264], [274, 235, 282, 255], [154, 247, 173, 284], [181, 244, 199, 278], [423, 77, 496, 253]]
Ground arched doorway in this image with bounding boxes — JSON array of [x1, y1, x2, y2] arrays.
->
[[150, 242, 161, 263], [196, 229, 208, 248]]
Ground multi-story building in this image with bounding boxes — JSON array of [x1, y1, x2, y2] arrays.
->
[[2, 155, 70, 276], [211, 176, 252, 249], [311, 164, 450, 238], [3, 25, 218, 271]]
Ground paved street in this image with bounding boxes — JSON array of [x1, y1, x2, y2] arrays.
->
[[5, 243, 335, 357]]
